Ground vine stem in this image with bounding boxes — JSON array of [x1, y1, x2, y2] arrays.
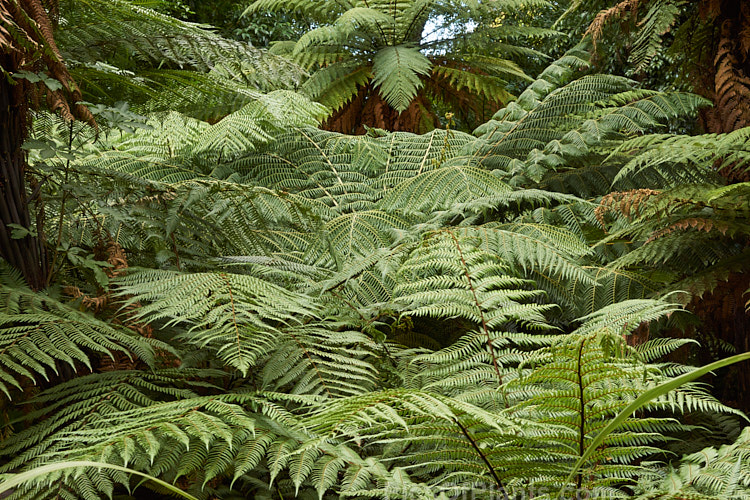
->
[[46, 120, 74, 286]]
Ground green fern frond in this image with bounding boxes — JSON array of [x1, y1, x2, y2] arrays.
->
[[0, 369, 226, 470], [303, 388, 520, 436], [628, 0, 682, 72], [301, 64, 372, 110], [294, 26, 351, 60], [475, 74, 635, 169], [394, 230, 552, 330], [634, 426, 750, 499], [505, 324, 739, 496], [391, 230, 555, 395], [612, 129, 750, 189], [592, 91, 710, 134], [323, 210, 412, 263], [254, 323, 381, 397], [572, 266, 667, 315], [379, 165, 511, 213], [115, 269, 320, 375], [571, 298, 683, 338], [372, 45, 432, 112], [452, 224, 595, 314], [59, 0, 306, 112], [594, 184, 750, 293], [0, 267, 162, 399], [473, 43, 592, 139], [244, 0, 349, 20], [337, 6, 396, 33], [372, 128, 476, 188], [430, 64, 517, 103]]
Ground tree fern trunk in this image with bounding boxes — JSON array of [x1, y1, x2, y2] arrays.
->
[[322, 86, 438, 135], [690, 273, 750, 412], [0, 55, 48, 290]]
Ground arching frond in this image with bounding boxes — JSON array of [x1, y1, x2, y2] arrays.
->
[[59, 0, 306, 110], [301, 64, 372, 110], [0, 266, 161, 399], [380, 164, 511, 213]]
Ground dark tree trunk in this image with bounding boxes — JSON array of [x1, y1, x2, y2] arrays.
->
[[0, 55, 48, 290], [698, 0, 750, 143], [690, 273, 750, 412], [689, 0, 750, 413]]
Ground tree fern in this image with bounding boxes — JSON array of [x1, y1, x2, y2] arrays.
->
[[475, 79, 707, 178], [247, 0, 550, 132], [74, 95, 326, 183], [246, 302, 740, 499]]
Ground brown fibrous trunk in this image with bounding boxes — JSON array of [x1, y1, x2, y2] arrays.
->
[[0, 55, 48, 290]]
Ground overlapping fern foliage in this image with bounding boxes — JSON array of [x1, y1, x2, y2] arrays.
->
[[2, 33, 750, 500], [52, 0, 307, 121], [559, 0, 750, 135]]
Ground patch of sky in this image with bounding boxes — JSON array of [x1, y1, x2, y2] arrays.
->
[[421, 15, 476, 55]]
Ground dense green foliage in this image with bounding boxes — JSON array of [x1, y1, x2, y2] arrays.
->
[[1, 0, 750, 499], [243, 0, 556, 132]]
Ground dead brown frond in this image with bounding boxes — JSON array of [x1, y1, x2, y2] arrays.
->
[[596, 189, 660, 229], [697, 1, 750, 138], [323, 85, 366, 134], [1, 0, 96, 128], [646, 217, 731, 243], [585, 0, 640, 49]]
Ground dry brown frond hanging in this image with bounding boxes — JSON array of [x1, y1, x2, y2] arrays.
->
[[586, 0, 640, 49], [64, 240, 180, 371], [699, 0, 722, 21], [0, 0, 95, 127], [322, 85, 438, 135], [323, 85, 367, 134], [595, 189, 660, 229], [705, 18, 750, 132]]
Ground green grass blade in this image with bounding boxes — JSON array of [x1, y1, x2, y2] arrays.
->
[[562, 351, 750, 494], [0, 460, 198, 500]]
